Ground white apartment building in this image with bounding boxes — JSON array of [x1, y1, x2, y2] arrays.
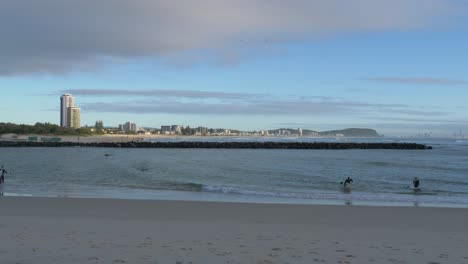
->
[[121, 122, 137, 133], [60, 94, 81, 128], [60, 94, 74, 127], [67, 106, 81, 128]]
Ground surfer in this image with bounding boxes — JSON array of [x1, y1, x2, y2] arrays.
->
[[342, 176, 353, 187], [0, 165, 7, 184], [413, 177, 420, 188]]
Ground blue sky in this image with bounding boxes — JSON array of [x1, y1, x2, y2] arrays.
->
[[1, 0, 467, 136]]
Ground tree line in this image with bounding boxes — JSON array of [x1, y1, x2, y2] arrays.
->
[[0, 122, 94, 136]]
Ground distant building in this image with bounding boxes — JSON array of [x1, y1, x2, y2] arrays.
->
[[171, 125, 182, 134], [119, 122, 137, 133], [60, 94, 75, 128], [196, 127, 208, 136], [161, 126, 171, 134], [67, 106, 81, 128]]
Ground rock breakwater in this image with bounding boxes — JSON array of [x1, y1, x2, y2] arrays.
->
[[0, 141, 432, 149]]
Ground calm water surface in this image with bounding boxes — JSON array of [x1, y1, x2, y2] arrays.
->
[[1, 137, 467, 207]]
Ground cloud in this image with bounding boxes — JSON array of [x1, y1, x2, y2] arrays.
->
[[63, 89, 263, 100], [78, 97, 438, 117], [369, 122, 468, 133], [365, 117, 467, 123], [366, 77, 467, 85], [374, 109, 449, 116], [0, 0, 463, 75], [48, 88, 451, 118]]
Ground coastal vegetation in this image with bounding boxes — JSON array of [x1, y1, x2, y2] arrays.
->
[[0, 122, 93, 136]]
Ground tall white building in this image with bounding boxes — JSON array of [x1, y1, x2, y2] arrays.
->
[[60, 94, 80, 128], [67, 107, 81, 128], [60, 94, 75, 127]]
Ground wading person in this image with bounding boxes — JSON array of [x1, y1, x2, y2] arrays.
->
[[0, 165, 7, 184], [413, 177, 420, 188]]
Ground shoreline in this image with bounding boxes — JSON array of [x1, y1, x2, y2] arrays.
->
[[1, 196, 467, 263], [2, 188, 467, 209]]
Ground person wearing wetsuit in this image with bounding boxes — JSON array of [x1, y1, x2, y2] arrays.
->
[[343, 176, 353, 186], [413, 177, 420, 188], [0, 166, 7, 184]]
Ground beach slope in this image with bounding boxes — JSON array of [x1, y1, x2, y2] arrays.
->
[[1, 197, 467, 264]]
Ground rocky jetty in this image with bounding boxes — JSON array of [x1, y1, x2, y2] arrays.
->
[[0, 141, 432, 149]]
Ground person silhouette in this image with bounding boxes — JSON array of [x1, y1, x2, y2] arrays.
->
[[413, 177, 420, 188], [343, 176, 353, 186], [0, 165, 7, 184]]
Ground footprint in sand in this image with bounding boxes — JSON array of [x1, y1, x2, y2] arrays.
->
[[256, 260, 273, 264], [387, 258, 404, 263]]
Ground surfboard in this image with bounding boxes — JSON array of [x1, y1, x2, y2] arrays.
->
[[408, 186, 421, 191]]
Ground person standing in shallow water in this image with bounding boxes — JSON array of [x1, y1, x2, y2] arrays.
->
[[413, 177, 420, 188], [343, 176, 353, 187], [0, 165, 7, 184]]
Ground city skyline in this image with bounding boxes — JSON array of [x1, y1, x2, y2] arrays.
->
[[1, 1, 468, 136]]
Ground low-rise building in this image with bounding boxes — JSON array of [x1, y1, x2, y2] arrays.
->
[[161, 126, 171, 134], [120, 122, 138, 133], [171, 125, 182, 134]]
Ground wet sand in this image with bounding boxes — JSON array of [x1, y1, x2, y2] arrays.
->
[[1, 197, 467, 264]]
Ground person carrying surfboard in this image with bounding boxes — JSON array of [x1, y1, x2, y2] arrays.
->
[[413, 177, 420, 188], [0, 165, 7, 184]]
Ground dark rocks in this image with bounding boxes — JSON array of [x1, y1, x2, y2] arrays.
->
[[0, 141, 432, 150]]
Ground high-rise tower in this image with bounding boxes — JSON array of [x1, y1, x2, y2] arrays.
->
[[67, 106, 81, 128], [60, 94, 76, 128]]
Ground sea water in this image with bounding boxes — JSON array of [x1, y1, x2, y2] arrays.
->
[[1, 137, 467, 207]]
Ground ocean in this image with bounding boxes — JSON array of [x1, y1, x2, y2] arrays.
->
[[1, 137, 467, 208]]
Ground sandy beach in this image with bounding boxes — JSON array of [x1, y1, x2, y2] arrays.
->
[[2, 134, 180, 143], [0, 197, 467, 264]]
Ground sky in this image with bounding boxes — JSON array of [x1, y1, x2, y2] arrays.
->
[[1, 0, 467, 136]]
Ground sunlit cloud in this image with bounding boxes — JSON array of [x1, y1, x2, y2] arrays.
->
[[0, 0, 463, 75]]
